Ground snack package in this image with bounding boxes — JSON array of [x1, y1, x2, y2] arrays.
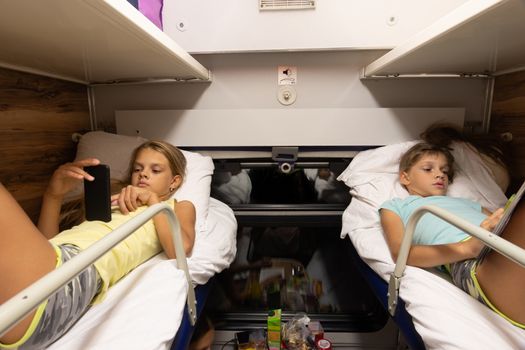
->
[[267, 309, 282, 350], [282, 313, 318, 350]]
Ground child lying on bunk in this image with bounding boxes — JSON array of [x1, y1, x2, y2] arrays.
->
[[379, 130, 525, 329], [0, 141, 196, 350]]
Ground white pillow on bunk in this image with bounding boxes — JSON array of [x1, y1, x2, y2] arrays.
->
[[337, 140, 508, 237], [74, 131, 214, 230]]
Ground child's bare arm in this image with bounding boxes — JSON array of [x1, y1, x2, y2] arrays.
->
[[153, 200, 196, 259], [380, 208, 480, 268], [111, 186, 196, 258], [38, 158, 100, 238]]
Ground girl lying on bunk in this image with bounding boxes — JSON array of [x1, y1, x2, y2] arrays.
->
[[379, 136, 525, 329], [0, 141, 196, 350]]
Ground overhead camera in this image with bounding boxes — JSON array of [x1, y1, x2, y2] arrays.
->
[[279, 162, 293, 174]]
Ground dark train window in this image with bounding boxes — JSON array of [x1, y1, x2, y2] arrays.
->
[[205, 154, 388, 332]]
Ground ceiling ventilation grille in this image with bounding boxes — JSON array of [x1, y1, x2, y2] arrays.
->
[[259, 0, 315, 11]]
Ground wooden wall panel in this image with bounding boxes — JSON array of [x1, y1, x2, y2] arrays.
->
[[0, 68, 90, 222], [491, 70, 525, 182]]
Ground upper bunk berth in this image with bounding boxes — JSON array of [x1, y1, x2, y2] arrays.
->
[[0, 0, 210, 84], [362, 0, 525, 78]]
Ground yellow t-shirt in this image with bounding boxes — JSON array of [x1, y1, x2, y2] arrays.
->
[[50, 198, 175, 303]]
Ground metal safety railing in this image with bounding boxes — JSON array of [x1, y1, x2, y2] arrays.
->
[[0, 202, 196, 337], [387, 204, 525, 316]]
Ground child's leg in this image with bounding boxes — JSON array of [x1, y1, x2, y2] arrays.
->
[[476, 200, 525, 326], [0, 184, 57, 343]]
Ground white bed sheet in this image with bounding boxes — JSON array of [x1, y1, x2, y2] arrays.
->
[[339, 142, 525, 349], [48, 198, 237, 350]]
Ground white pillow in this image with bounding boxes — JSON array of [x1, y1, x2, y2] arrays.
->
[[74, 131, 214, 230], [337, 140, 508, 238]]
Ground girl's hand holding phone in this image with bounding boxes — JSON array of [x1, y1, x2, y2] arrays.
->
[[46, 158, 100, 198]]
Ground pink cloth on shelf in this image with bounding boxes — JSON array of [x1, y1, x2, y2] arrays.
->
[[139, 0, 163, 29]]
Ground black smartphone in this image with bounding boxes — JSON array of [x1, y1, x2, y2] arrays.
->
[[84, 164, 111, 222]]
